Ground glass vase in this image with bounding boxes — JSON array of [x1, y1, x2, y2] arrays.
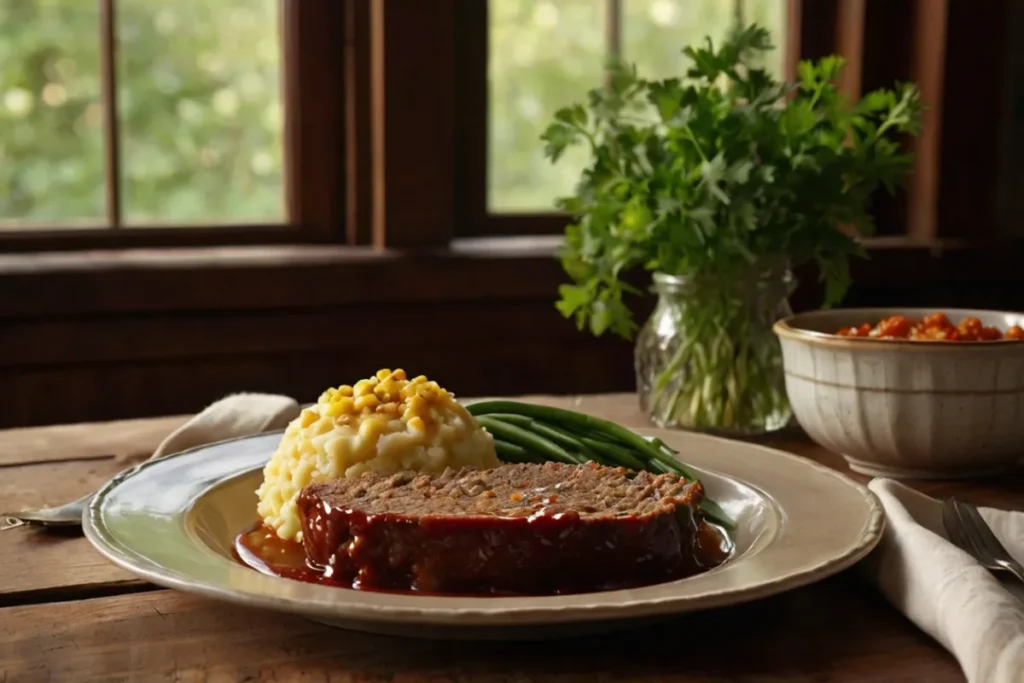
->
[[634, 265, 795, 436]]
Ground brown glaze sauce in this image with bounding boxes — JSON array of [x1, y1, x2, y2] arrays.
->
[[233, 518, 732, 597]]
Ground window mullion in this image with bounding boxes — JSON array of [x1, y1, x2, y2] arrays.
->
[[369, 0, 457, 249], [98, 0, 122, 229], [606, 0, 622, 62]]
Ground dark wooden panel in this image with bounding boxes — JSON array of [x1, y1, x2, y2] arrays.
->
[[834, 0, 866, 99], [344, 0, 373, 246], [370, 0, 457, 248], [0, 302, 596, 368], [0, 247, 569, 319], [0, 225, 312, 252], [453, 0, 488, 237], [793, 0, 839, 63], [7, 240, 1024, 320], [1, 337, 634, 428], [935, 0, 1011, 239], [282, 0, 347, 239]]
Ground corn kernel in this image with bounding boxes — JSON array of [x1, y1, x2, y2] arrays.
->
[[336, 385, 354, 398], [375, 379, 397, 400], [391, 369, 407, 381], [410, 375, 428, 385], [407, 416, 426, 432], [353, 379, 375, 397], [406, 394, 426, 416], [377, 401, 400, 415], [300, 408, 318, 428], [354, 394, 379, 411], [359, 417, 385, 441], [325, 396, 354, 417], [318, 388, 337, 403], [376, 368, 392, 381]]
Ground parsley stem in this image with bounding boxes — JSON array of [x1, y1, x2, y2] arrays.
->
[[639, 276, 791, 434]]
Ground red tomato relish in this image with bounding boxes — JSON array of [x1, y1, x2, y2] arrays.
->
[[836, 313, 1024, 342]]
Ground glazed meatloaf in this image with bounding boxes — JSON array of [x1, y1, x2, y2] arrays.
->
[[296, 461, 711, 595]]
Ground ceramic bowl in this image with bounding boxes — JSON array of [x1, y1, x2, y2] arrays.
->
[[773, 307, 1024, 479]]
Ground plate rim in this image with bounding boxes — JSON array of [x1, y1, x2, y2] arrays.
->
[[83, 428, 885, 626]]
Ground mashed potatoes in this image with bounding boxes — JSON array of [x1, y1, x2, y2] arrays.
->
[[256, 369, 499, 541]]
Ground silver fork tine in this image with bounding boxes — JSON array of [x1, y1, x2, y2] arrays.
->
[[956, 500, 1018, 566], [943, 497, 977, 557]]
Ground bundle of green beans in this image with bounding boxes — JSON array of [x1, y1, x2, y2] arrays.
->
[[466, 400, 732, 529]]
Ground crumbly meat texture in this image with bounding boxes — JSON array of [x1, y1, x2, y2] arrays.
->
[[297, 461, 709, 595]]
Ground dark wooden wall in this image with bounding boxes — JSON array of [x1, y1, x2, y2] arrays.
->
[[3, 242, 1023, 429]]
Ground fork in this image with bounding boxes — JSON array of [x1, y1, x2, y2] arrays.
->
[[942, 497, 1024, 585], [1, 492, 93, 530]]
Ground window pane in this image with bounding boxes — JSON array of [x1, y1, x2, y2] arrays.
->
[[117, 0, 284, 225], [624, 0, 786, 81], [0, 1, 106, 228], [488, 0, 787, 213], [489, 0, 606, 212]]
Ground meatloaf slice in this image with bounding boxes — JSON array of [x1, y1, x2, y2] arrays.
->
[[297, 461, 710, 595]]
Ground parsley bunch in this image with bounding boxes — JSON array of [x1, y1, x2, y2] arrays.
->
[[544, 24, 922, 340]]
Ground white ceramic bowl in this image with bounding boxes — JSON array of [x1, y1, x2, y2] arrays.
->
[[773, 308, 1024, 479]]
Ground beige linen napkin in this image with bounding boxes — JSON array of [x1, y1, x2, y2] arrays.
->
[[862, 479, 1024, 683], [150, 392, 300, 458]]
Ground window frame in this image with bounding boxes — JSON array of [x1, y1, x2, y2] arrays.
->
[[448, 0, 1014, 242], [0, 0, 1017, 251], [0, 0, 346, 252], [453, 0, 806, 238]]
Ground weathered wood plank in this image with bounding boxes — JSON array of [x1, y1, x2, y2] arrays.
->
[[0, 578, 964, 682], [0, 460, 143, 605], [0, 415, 187, 467]]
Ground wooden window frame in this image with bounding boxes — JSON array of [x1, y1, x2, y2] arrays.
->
[[0, 0, 1019, 266], [0, 1, 346, 252], [445, 0, 1015, 242], [453, 0, 811, 238], [4, 0, 1017, 251]]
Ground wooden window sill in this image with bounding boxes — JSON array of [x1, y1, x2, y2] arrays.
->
[[1, 235, 1022, 319]]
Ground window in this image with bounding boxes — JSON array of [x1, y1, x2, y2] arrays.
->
[[0, 0, 1015, 250], [488, 0, 787, 213], [0, 0, 344, 248]]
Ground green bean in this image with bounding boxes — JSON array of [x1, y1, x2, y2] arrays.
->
[[472, 402, 733, 528], [493, 439, 542, 463], [468, 400, 698, 482], [480, 413, 534, 428], [529, 423, 600, 462], [579, 437, 645, 470], [699, 499, 734, 530], [476, 415, 577, 465]]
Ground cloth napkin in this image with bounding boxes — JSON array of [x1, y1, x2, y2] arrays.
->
[[861, 479, 1024, 683], [149, 392, 300, 459]]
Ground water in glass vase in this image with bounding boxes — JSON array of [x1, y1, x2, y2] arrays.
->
[[635, 267, 795, 436]]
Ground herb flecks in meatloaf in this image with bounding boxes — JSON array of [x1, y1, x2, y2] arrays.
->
[[297, 461, 716, 595]]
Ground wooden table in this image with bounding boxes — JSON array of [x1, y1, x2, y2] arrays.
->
[[2, 394, 1022, 682]]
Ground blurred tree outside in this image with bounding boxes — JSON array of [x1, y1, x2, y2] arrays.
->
[[0, 0, 283, 228], [489, 0, 786, 212]]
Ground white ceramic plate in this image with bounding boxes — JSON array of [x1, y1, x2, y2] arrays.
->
[[84, 429, 883, 640]]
